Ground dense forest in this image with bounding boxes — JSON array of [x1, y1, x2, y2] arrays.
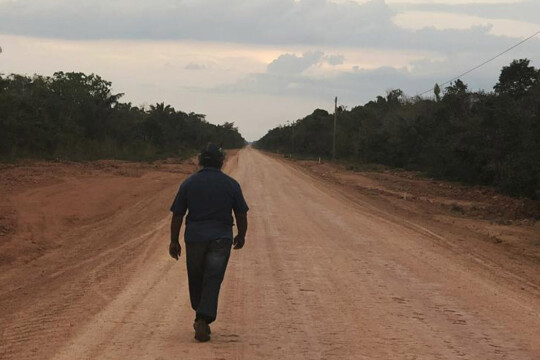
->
[[0, 72, 246, 161], [256, 59, 540, 199]]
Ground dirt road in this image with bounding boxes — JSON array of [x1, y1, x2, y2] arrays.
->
[[1, 148, 539, 359]]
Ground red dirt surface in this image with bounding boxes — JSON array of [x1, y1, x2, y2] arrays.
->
[[0, 159, 198, 267], [297, 160, 540, 221], [1, 148, 539, 359], [293, 158, 540, 258]]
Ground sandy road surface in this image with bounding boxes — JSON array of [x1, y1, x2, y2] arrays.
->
[[1, 148, 539, 359]]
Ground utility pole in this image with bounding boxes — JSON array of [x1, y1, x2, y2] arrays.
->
[[292, 121, 295, 155], [332, 96, 337, 160]]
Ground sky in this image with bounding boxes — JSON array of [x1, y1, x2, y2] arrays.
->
[[0, 0, 539, 141]]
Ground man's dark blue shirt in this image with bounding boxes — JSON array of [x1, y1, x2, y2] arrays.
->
[[170, 167, 249, 243]]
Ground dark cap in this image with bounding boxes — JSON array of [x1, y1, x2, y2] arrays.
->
[[200, 143, 224, 163]]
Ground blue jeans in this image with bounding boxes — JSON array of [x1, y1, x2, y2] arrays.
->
[[185, 238, 232, 324]]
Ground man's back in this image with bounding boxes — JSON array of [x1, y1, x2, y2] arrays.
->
[[170, 167, 248, 243]]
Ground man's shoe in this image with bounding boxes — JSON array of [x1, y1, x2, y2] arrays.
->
[[193, 319, 211, 342]]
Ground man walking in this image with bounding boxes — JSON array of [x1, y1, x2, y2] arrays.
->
[[169, 143, 249, 342]]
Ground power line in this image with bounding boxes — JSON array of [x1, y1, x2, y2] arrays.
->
[[417, 29, 540, 97]]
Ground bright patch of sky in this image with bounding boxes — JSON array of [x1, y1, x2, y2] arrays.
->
[[394, 11, 539, 38], [335, 0, 525, 3]]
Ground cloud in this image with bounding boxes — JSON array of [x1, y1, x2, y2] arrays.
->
[[215, 65, 419, 105], [185, 63, 207, 70], [326, 54, 345, 66], [267, 51, 324, 75], [213, 48, 539, 104], [0, 0, 533, 54], [266, 51, 345, 75]]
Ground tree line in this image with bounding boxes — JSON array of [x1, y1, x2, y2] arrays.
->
[[0, 72, 246, 161], [256, 59, 540, 199]]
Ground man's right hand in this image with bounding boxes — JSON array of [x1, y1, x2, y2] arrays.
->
[[233, 235, 245, 250], [169, 241, 181, 260]]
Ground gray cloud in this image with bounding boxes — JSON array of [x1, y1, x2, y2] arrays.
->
[[326, 54, 345, 66], [241, 50, 419, 101], [214, 50, 539, 104], [267, 51, 344, 75], [185, 63, 206, 70], [0, 0, 533, 53], [267, 51, 325, 75], [215, 66, 421, 105]]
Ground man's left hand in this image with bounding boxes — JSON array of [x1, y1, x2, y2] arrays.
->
[[169, 241, 181, 260], [233, 235, 245, 250]]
